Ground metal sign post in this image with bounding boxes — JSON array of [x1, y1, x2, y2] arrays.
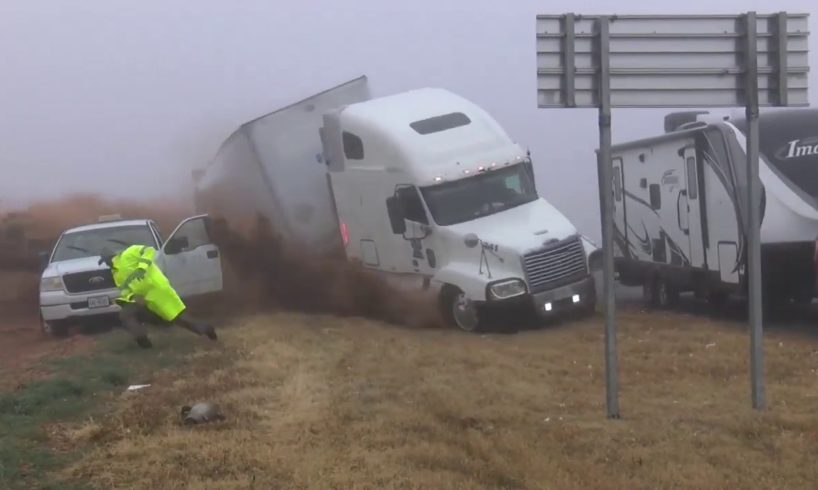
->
[[744, 12, 765, 410], [536, 12, 809, 417], [594, 16, 620, 419]]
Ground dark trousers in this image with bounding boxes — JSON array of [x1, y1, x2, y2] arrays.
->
[[118, 302, 214, 341]]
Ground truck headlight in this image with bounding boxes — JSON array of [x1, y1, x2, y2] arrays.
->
[[40, 276, 64, 292], [488, 279, 527, 300]]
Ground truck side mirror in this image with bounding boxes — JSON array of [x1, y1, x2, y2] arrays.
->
[[386, 196, 406, 235]]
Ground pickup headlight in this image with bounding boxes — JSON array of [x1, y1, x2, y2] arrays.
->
[[488, 279, 527, 300], [40, 276, 64, 292]]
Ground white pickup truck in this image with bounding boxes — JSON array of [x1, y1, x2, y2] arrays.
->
[[38, 215, 223, 336]]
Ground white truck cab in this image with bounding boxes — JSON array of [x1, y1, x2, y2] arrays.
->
[[323, 88, 599, 330], [38, 214, 223, 336]]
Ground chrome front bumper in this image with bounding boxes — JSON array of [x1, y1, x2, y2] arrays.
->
[[39, 288, 121, 322]]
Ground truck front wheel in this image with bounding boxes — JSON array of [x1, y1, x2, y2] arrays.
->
[[440, 286, 481, 333]]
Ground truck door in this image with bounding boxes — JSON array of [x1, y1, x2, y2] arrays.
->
[[682, 147, 705, 268], [612, 157, 627, 257], [155, 215, 223, 298], [387, 185, 436, 277]]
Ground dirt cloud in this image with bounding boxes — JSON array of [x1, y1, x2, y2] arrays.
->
[[210, 215, 445, 329]]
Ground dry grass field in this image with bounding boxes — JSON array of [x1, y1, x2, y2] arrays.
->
[[49, 309, 818, 490]]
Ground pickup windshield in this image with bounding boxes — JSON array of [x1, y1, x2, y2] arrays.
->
[[51, 225, 156, 262], [421, 164, 538, 226]]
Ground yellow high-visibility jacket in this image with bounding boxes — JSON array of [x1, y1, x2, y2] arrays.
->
[[111, 244, 186, 322]]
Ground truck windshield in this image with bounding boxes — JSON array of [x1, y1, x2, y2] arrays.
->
[[51, 225, 156, 262], [421, 164, 538, 226]]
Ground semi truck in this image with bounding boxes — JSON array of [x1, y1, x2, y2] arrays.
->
[[610, 108, 818, 308], [194, 76, 600, 331]]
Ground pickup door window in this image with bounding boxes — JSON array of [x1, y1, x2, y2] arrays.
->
[[155, 215, 223, 298]]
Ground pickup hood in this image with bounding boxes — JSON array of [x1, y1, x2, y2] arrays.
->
[[43, 256, 108, 278], [445, 198, 578, 254]]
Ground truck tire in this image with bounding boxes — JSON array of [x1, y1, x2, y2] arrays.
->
[[582, 283, 598, 316], [707, 291, 729, 309], [439, 286, 482, 333], [41, 317, 68, 338]]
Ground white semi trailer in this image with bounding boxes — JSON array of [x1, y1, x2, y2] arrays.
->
[[194, 76, 600, 331], [610, 108, 818, 308]]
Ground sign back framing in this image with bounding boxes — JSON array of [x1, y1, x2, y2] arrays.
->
[[534, 12, 810, 419]]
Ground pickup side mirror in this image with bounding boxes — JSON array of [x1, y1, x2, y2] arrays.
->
[[386, 196, 406, 235], [165, 236, 189, 255], [38, 251, 49, 273]]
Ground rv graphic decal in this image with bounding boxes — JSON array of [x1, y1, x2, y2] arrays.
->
[[661, 169, 680, 192], [614, 189, 690, 267], [629, 222, 652, 255], [777, 137, 818, 160]]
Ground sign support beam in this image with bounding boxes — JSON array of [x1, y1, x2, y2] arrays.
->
[[594, 16, 620, 419], [744, 11, 766, 410]]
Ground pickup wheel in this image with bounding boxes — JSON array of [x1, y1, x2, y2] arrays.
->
[[439, 286, 481, 333], [41, 317, 69, 338]]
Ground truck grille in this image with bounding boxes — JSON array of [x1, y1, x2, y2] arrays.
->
[[63, 270, 116, 293], [523, 236, 588, 294]]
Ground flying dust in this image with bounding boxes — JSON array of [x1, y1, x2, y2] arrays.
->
[[210, 215, 445, 329]]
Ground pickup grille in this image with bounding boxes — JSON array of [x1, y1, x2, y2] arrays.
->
[[523, 236, 588, 294], [63, 270, 116, 293]]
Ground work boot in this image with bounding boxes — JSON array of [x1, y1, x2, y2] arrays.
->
[[135, 335, 153, 349], [175, 312, 218, 341]]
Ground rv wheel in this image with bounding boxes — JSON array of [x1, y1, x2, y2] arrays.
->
[[655, 279, 679, 308], [707, 291, 729, 309], [642, 280, 656, 306], [440, 287, 481, 333]]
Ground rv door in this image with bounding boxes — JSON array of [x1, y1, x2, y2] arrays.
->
[[612, 158, 627, 256], [682, 147, 706, 268]]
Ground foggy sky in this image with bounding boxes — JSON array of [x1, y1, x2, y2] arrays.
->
[[1, 0, 816, 240]]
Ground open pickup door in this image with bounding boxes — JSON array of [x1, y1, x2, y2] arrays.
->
[[155, 215, 223, 298]]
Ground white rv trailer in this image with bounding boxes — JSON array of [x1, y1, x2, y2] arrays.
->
[[611, 108, 818, 308], [195, 77, 600, 331]]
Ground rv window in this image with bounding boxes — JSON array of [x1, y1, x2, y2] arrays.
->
[[396, 187, 429, 225], [409, 112, 471, 135], [686, 156, 698, 200], [342, 132, 364, 160], [649, 184, 661, 210]]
